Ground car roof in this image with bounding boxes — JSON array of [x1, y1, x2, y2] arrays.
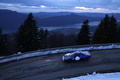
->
[[64, 53, 74, 56], [73, 51, 82, 54], [64, 51, 91, 56], [65, 51, 82, 56]]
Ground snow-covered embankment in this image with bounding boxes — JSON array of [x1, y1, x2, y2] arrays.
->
[[62, 72, 120, 80], [0, 44, 120, 63]]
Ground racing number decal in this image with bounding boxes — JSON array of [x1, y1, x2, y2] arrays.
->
[[75, 56, 80, 61]]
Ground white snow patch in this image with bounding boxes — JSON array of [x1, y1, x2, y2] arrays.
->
[[0, 44, 120, 63], [81, 51, 91, 56], [17, 52, 22, 55], [62, 72, 120, 80]]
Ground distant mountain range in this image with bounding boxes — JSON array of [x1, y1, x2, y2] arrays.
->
[[33, 12, 71, 19], [0, 10, 27, 33], [33, 12, 120, 19], [0, 9, 120, 33], [37, 13, 102, 26]]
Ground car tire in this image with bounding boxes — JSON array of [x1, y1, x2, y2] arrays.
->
[[75, 56, 80, 61], [84, 58, 88, 61]]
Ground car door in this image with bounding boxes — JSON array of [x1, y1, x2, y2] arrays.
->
[[80, 53, 87, 59]]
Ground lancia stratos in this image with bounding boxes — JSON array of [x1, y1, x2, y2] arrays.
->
[[62, 51, 91, 62]]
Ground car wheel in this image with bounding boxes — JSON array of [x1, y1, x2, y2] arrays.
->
[[75, 56, 80, 61], [84, 58, 88, 61]]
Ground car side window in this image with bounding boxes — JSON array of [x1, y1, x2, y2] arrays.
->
[[75, 54, 81, 56], [81, 53, 84, 56]]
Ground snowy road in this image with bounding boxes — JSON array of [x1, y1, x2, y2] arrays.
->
[[0, 49, 120, 80]]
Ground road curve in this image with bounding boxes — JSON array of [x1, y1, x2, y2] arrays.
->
[[0, 49, 120, 80]]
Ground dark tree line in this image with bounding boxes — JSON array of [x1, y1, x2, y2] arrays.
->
[[0, 13, 120, 56], [16, 13, 76, 53], [0, 28, 7, 56], [16, 13, 50, 52], [38, 28, 49, 49], [92, 14, 118, 44], [16, 13, 39, 52], [49, 33, 76, 48], [76, 14, 120, 45]]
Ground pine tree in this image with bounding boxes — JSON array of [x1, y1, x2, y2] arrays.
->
[[76, 20, 91, 45], [92, 14, 117, 44], [117, 27, 120, 42], [0, 28, 7, 56], [49, 33, 65, 48], [49, 33, 57, 48], [38, 28, 45, 49], [103, 14, 110, 43], [16, 13, 39, 52], [38, 28, 49, 49], [92, 21, 105, 44], [44, 29, 49, 48], [108, 15, 117, 43]]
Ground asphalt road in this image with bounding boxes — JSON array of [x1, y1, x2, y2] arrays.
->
[[0, 49, 120, 80]]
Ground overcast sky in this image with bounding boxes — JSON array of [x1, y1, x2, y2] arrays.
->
[[0, 0, 120, 13]]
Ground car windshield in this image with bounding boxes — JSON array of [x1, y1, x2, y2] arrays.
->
[[73, 51, 81, 54], [65, 53, 75, 57]]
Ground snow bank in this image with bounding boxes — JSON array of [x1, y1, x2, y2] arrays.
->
[[0, 56, 4, 59], [0, 44, 120, 63], [62, 72, 120, 80]]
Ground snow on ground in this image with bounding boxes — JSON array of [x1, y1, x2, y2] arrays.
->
[[0, 56, 4, 59], [62, 72, 120, 80], [0, 44, 120, 63]]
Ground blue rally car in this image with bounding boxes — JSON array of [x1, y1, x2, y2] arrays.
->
[[62, 51, 91, 62]]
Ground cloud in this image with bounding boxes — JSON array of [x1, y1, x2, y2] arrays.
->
[[74, 6, 93, 10], [0, 0, 120, 13], [72, 6, 120, 13], [74, 6, 109, 11], [40, 5, 47, 8], [0, 3, 57, 12]]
